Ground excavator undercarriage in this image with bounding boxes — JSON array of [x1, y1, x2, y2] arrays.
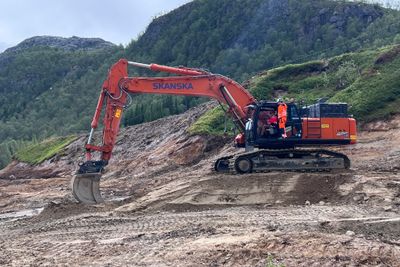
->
[[214, 148, 350, 174]]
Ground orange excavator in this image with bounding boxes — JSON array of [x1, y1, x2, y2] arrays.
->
[[72, 59, 357, 204]]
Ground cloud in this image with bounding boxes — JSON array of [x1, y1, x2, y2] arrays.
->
[[0, 0, 190, 51]]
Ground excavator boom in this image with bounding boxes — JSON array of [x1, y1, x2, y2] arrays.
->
[[72, 59, 256, 203]]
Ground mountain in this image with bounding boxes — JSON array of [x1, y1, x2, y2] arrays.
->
[[122, 0, 400, 125], [1, 0, 400, 169], [0, 36, 122, 168], [0, 36, 120, 138], [126, 0, 399, 79], [3, 36, 116, 54], [0, 42, 10, 53]]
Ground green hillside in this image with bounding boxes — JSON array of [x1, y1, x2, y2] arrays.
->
[[190, 44, 400, 135], [127, 0, 399, 79], [0, 40, 122, 168], [1, 0, 400, 169], [123, 0, 400, 125], [0, 46, 121, 139]]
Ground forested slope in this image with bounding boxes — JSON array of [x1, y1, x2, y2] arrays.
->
[[1, 0, 400, 168], [0, 37, 121, 168], [123, 0, 400, 125]]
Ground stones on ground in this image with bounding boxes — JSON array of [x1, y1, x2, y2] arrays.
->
[[383, 206, 393, 212], [353, 194, 363, 202], [346, 230, 355, 237]]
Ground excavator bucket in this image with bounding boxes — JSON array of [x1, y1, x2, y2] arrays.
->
[[71, 173, 104, 204], [72, 160, 106, 204]]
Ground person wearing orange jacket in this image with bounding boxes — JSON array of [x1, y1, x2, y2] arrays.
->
[[277, 99, 287, 138]]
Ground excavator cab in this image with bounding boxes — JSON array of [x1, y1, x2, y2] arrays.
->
[[245, 100, 356, 149], [248, 101, 303, 149]]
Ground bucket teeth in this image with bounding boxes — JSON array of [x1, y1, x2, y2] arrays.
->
[[71, 173, 104, 204]]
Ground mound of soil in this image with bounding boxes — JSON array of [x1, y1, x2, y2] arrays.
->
[[116, 172, 353, 213]]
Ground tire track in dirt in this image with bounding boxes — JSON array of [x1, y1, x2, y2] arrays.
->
[[1, 204, 399, 266]]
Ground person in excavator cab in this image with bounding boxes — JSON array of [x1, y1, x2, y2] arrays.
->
[[266, 110, 278, 137], [257, 109, 270, 137], [277, 98, 288, 138], [258, 108, 279, 138]]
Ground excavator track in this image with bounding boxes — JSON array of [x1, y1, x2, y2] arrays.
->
[[214, 148, 350, 174]]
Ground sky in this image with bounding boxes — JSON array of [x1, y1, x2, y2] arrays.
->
[[1, 0, 399, 53], [0, 0, 191, 52]]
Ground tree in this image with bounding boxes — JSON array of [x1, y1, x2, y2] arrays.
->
[[334, 61, 360, 89]]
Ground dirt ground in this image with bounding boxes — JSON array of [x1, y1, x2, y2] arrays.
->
[[0, 103, 399, 266]]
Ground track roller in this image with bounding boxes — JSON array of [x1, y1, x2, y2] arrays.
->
[[234, 156, 253, 173], [214, 156, 232, 173]]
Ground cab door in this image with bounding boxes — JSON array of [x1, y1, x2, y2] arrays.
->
[[286, 104, 302, 138]]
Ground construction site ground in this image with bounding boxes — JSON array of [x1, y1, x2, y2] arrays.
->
[[0, 103, 399, 266]]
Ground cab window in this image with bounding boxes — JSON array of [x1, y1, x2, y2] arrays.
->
[[289, 105, 300, 120]]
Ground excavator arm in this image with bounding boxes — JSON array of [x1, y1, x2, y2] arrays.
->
[[72, 59, 256, 203]]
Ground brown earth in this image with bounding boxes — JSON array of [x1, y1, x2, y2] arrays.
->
[[0, 102, 399, 266]]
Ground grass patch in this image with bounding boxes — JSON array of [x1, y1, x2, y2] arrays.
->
[[331, 55, 400, 121], [265, 255, 284, 267], [15, 135, 77, 164], [268, 60, 326, 79], [188, 106, 234, 136]]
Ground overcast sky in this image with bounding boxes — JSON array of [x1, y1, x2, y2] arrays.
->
[[1, 0, 399, 53], [0, 0, 191, 52]]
